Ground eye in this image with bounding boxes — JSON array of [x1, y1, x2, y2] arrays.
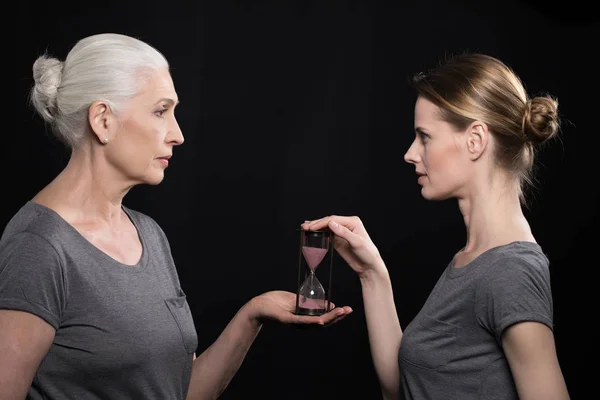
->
[[154, 108, 168, 117], [418, 132, 430, 144]]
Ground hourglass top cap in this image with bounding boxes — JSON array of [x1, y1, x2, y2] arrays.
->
[[297, 228, 332, 235]]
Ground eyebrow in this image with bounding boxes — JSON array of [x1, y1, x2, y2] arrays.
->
[[155, 98, 180, 106], [415, 127, 428, 135]]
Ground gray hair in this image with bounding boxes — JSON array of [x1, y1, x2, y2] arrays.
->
[[30, 33, 169, 150]]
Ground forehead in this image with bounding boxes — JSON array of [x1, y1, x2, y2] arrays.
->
[[414, 96, 442, 123], [135, 68, 178, 103]]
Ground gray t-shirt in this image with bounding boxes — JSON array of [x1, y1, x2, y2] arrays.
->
[[0, 201, 198, 399], [398, 241, 553, 399]]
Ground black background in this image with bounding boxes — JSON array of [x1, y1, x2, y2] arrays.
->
[[13, 1, 597, 398]]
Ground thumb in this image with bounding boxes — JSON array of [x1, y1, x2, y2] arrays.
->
[[328, 220, 361, 248]]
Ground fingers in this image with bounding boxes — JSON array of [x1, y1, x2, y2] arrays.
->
[[301, 215, 362, 232], [289, 306, 353, 326], [320, 306, 353, 326], [326, 220, 364, 249], [323, 311, 351, 328], [302, 216, 365, 246]]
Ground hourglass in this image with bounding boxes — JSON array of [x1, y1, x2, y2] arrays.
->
[[294, 228, 333, 316]]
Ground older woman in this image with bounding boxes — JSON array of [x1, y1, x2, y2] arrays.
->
[[0, 33, 351, 400]]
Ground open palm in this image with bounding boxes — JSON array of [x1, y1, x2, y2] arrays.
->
[[250, 290, 352, 327]]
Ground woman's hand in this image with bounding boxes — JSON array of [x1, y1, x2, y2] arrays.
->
[[301, 215, 383, 277], [247, 290, 352, 327]]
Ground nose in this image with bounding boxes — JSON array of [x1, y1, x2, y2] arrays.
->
[[167, 117, 184, 146], [404, 137, 420, 165]]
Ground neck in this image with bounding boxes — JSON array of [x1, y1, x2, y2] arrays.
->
[[34, 145, 133, 225], [457, 172, 534, 254]]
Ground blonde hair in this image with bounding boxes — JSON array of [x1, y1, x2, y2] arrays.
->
[[412, 53, 560, 205]]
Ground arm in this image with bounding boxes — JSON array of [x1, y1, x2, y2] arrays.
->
[[502, 321, 570, 400], [360, 264, 403, 400], [303, 216, 403, 400], [0, 310, 55, 400], [185, 301, 261, 400], [0, 233, 65, 399], [186, 291, 350, 400]]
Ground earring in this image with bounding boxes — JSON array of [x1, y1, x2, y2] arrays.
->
[[103, 138, 108, 144]]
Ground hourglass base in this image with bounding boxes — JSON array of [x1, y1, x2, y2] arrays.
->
[[295, 306, 326, 316]]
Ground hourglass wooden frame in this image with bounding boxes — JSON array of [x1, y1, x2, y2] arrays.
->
[[294, 228, 334, 316]]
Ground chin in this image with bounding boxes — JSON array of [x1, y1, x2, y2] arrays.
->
[[144, 172, 166, 186], [421, 187, 452, 201]]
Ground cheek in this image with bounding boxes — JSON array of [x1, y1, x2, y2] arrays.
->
[[423, 145, 445, 170], [126, 122, 162, 151], [117, 122, 163, 167], [426, 143, 463, 176]]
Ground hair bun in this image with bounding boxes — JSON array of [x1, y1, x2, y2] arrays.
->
[[30, 55, 64, 122], [522, 96, 560, 145]]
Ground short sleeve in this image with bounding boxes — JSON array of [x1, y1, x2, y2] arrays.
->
[[0, 232, 66, 329], [475, 257, 553, 343]]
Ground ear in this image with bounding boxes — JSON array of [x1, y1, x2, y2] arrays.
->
[[466, 121, 489, 161], [88, 101, 114, 145]]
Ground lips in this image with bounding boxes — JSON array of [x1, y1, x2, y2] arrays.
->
[[157, 155, 171, 167]]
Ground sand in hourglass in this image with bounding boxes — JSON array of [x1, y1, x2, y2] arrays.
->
[[298, 246, 328, 312], [302, 246, 327, 271]]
